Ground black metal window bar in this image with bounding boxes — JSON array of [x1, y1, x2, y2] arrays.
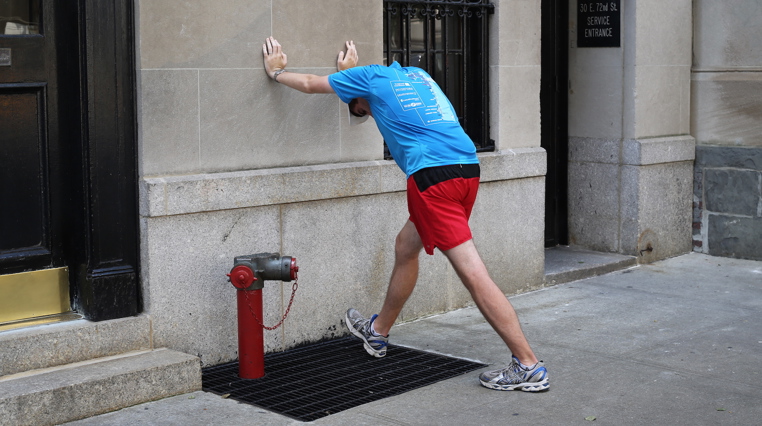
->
[[383, 0, 495, 159]]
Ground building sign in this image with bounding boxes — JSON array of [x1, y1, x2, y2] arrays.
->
[[577, 1, 621, 47]]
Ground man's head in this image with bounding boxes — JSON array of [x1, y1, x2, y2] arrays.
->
[[349, 98, 372, 118], [348, 98, 371, 126]]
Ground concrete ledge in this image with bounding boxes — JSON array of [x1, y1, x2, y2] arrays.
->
[[570, 136, 696, 166], [140, 148, 547, 217], [569, 137, 621, 164], [544, 246, 637, 285], [478, 148, 547, 182], [0, 349, 200, 426], [622, 136, 696, 166], [0, 316, 151, 377]]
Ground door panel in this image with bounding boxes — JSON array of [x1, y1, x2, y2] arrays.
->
[[1, 0, 69, 323], [0, 84, 52, 271], [2, 0, 141, 323]]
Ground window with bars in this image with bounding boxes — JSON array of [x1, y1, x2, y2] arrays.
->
[[383, 0, 495, 158]]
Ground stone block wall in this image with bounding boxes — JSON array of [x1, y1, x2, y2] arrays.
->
[[691, 0, 762, 260], [140, 151, 547, 365], [568, 136, 694, 261], [134, 0, 548, 364], [693, 146, 762, 260], [136, 0, 385, 176]]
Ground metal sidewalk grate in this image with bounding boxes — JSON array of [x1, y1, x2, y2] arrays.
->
[[202, 337, 487, 422]]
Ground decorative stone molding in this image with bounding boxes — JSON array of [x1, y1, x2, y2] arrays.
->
[[569, 136, 695, 166], [140, 148, 547, 217]]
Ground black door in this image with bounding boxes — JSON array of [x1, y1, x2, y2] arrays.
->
[[541, 0, 569, 247], [0, 1, 74, 275], [1, 0, 140, 322]]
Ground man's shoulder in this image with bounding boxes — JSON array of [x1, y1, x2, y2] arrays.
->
[[334, 63, 385, 78]]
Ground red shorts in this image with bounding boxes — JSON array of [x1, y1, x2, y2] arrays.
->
[[407, 164, 480, 255]]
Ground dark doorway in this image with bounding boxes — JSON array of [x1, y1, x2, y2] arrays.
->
[[541, 0, 569, 247], [0, 0, 139, 323]]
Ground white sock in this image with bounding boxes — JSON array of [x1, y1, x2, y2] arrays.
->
[[519, 360, 537, 370], [369, 320, 381, 337], [514, 356, 537, 370], [370, 321, 387, 337]]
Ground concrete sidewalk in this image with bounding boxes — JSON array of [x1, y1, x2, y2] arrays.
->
[[66, 253, 762, 425]]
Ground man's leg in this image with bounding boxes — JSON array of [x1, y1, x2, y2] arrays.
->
[[345, 220, 422, 358], [442, 239, 538, 366], [372, 220, 424, 336]]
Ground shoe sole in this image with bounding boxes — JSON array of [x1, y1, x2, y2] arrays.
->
[[345, 311, 386, 358], [479, 377, 549, 392]]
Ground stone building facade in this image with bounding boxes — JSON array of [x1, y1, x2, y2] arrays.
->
[[691, 0, 762, 260], [3, 1, 759, 394], [137, 0, 546, 365], [133, 0, 762, 366], [567, 0, 695, 263]]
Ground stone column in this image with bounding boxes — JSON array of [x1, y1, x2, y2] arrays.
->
[[568, 0, 694, 262]]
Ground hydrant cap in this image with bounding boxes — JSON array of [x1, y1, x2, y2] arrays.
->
[[289, 257, 298, 281], [227, 265, 256, 289]]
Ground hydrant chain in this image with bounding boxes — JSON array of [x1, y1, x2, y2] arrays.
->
[[242, 280, 298, 330]]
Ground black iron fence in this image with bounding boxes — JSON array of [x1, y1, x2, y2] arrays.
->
[[383, 0, 495, 155]]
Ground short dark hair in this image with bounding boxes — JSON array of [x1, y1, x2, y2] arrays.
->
[[349, 98, 365, 117]]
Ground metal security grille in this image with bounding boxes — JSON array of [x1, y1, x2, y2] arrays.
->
[[202, 337, 487, 422], [383, 0, 495, 156]]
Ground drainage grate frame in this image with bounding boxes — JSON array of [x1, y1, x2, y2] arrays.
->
[[202, 337, 487, 422]]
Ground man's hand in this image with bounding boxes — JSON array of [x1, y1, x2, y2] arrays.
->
[[262, 36, 287, 79], [337, 40, 358, 71]]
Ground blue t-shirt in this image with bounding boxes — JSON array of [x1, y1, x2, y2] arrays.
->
[[328, 62, 479, 177]]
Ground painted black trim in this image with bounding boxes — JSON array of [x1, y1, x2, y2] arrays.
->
[[67, 0, 140, 321], [541, 0, 569, 247]]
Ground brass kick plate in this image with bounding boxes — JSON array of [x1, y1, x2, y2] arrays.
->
[[0, 267, 72, 325]]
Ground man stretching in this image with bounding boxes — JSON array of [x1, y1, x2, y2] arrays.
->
[[262, 37, 548, 392]]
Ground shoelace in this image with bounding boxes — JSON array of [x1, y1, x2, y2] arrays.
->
[[499, 360, 530, 381]]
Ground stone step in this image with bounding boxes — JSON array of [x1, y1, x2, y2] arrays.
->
[[0, 316, 152, 377], [545, 246, 637, 285], [0, 348, 201, 426]]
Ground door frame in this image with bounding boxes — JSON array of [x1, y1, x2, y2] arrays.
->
[[65, 0, 140, 321], [541, 0, 569, 247]]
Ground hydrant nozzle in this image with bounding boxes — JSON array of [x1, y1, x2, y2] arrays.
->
[[228, 265, 257, 289], [227, 253, 297, 291]]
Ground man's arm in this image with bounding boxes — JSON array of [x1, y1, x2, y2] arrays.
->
[[262, 37, 358, 94]]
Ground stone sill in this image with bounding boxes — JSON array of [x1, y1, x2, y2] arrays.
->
[[140, 148, 547, 217], [570, 135, 695, 166], [622, 136, 696, 166]]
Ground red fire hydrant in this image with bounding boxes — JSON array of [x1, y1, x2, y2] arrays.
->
[[227, 253, 298, 379]]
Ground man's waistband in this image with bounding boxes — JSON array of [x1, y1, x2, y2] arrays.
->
[[411, 163, 480, 192]]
